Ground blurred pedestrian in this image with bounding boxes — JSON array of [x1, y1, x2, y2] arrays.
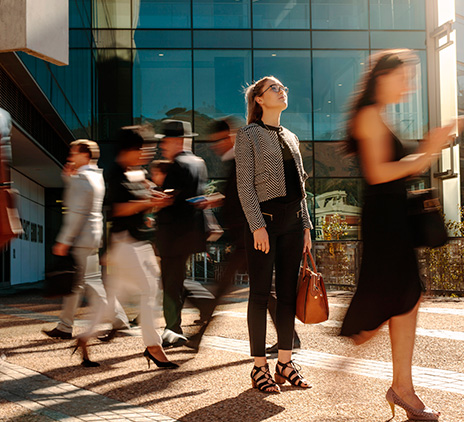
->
[[74, 126, 178, 369], [340, 49, 456, 421], [185, 116, 248, 350], [42, 140, 130, 342], [154, 120, 211, 347], [235, 76, 313, 393]]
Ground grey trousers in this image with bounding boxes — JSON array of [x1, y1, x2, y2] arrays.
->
[[56, 247, 129, 334]]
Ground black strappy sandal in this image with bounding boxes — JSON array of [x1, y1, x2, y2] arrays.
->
[[250, 364, 281, 393], [275, 360, 311, 388]]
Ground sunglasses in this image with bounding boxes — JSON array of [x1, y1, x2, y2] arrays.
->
[[258, 84, 289, 96]]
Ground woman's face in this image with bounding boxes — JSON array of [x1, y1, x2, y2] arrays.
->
[[255, 78, 288, 112], [376, 65, 412, 104]]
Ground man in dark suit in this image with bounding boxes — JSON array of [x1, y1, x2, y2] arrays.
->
[[155, 120, 209, 346]]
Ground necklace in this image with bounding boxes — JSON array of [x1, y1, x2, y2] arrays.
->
[[262, 122, 285, 149]]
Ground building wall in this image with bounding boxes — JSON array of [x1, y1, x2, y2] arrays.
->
[[9, 169, 45, 285]]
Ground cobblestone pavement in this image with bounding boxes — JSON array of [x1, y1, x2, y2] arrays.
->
[[0, 291, 463, 422]]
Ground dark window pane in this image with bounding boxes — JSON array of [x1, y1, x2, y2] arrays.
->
[[253, 0, 310, 29], [300, 142, 313, 178], [70, 0, 91, 28], [70, 30, 92, 48], [133, 50, 192, 132], [254, 51, 312, 140], [193, 50, 251, 139], [253, 31, 311, 49], [311, 0, 368, 29], [314, 142, 361, 177], [193, 31, 251, 48], [314, 178, 363, 240], [312, 31, 369, 49], [370, 31, 426, 49], [313, 50, 367, 140], [369, 0, 426, 30], [133, 30, 191, 48], [94, 0, 131, 28], [133, 0, 191, 29], [193, 0, 250, 29]]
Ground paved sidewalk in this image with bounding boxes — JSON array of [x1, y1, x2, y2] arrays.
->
[[0, 358, 178, 422]]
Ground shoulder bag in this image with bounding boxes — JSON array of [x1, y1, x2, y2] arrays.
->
[[296, 252, 329, 324], [407, 188, 447, 248]]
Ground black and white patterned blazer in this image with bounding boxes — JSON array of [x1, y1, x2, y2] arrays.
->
[[235, 122, 313, 233]]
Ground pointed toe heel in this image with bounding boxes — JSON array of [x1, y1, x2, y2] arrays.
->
[[386, 388, 439, 421], [143, 348, 179, 369]]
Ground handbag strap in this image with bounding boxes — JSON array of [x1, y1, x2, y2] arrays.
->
[[302, 251, 317, 273]]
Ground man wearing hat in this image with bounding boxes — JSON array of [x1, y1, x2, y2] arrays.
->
[[155, 119, 210, 346]]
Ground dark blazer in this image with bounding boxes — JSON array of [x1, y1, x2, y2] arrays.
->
[[156, 150, 208, 257]]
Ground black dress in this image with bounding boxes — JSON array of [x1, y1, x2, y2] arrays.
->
[[340, 132, 424, 337]]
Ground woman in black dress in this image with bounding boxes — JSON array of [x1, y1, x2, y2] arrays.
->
[[341, 50, 454, 421]]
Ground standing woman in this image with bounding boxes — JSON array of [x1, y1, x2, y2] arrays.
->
[[235, 76, 313, 393], [340, 50, 454, 420]]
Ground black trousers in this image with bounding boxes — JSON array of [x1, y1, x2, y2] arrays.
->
[[245, 200, 304, 357]]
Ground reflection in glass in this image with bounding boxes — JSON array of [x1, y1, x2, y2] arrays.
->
[[300, 142, 313, 178], [313, 51, 367, 140], [93, 0, 131, 28], [70, 0, 91, 28], [253, 0, 310, 29], [133, 50, 192, 133], [132, 0, 191, 29], [369, 0, 426, 30], [314, 178, 363, 240], [314, 142, 361, 177], [194, 143, 230, 179], [254, 51, 312, 140], [193, 0, 250, 29], [311, 0, 368, 30], [193, 50, 251, 139]]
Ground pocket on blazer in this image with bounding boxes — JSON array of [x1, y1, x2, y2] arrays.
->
[[254, 171, 269, 187]]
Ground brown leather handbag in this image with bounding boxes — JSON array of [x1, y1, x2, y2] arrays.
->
[[296, 252, 329, 324], [0, 141, 23, 248]]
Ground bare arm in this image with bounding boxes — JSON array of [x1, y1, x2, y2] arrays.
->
[[112, 196, 174, 217], [356, 106, 453, 185]]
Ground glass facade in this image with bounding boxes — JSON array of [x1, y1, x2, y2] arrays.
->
[[19, 0, 429, 242]]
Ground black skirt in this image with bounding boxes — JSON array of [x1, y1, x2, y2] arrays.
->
[[341, 183, 424, 337]]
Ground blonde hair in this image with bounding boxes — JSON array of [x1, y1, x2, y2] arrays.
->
[[70, 139, 100, 162], [244, 76, 276, 125]]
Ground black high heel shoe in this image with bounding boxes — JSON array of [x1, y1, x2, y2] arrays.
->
[[72, 338, 100, 368], [143, 348, 179, 369]]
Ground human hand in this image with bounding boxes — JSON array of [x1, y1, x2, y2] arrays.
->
[[52, 242, 70, 256], [423, 124, 455, 155], [151, 195, 174, 209], [253, 227, 270, 254], [194, 198, 225, 209], [303, 229, 312, 254]]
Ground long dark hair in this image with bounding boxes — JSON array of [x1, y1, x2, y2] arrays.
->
[[342, 49, 418, 155], [244, 76, 276, 125]]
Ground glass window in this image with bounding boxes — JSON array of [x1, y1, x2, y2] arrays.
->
[[94, 0, 131, 28], [459, 63, 464, 115], [253, 31, 311, 49], [300, 142, 313, 177], [456, 17, 464, 64], [133, 50, 193, 133], [370, 31, 426, 50], [311, 0, 368, 30], [133, 0, 191, 29], [313, 50, 367, 140], [369, 0, 426, 30], [193, 50, 251, 139], [70, 0, 91, 28], [254, 51, 312, 140], [70, 30, 92, 48], [93, 29, 132, 48], [193, 31, 251, 48], [133, 30, 191, 48], [314, 142, 361, 177], [312, 31, 369, 49], [193, 0, 250, 29], [314, 178, 363, 240], [253, 0, 310, 29]]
